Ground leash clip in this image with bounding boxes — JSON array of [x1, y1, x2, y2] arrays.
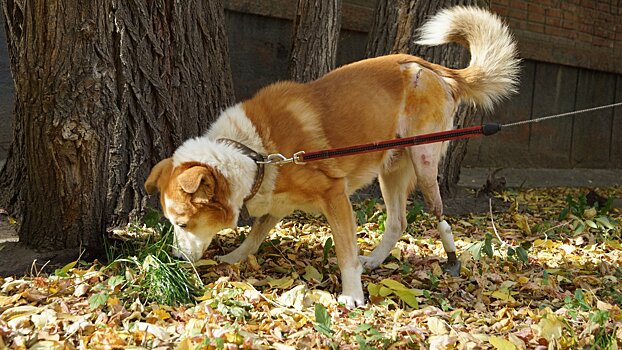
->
[[258, 151, 306, 166]]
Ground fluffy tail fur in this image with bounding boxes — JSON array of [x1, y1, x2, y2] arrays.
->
[[416, 6, 520, 111]]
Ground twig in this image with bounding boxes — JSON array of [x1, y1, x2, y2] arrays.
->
[[489, 198, 510, 247]]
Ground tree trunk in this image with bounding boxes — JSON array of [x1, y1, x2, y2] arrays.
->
[[289, 0, 342, 82], [0, 0, 233, 256], [366, 0, 490, 196]]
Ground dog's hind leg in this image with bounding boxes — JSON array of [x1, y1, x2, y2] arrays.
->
[[360, 157, 413, 269], [410, 144, 461, 276], [217, 214, 282, 264]]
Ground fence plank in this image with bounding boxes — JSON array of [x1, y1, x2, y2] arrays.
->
[[471, 60, 536, 167], [529, 62, 577, 167], [223, 0, 374, 32], [571, 69, 615, 167], [611, 76, 622, 166]]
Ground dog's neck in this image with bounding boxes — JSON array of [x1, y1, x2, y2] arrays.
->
[[205, 104, 278, 217], [215, 138, 265, 202]]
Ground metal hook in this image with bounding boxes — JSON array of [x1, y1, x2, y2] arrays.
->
[[256, 151, 306, 166]]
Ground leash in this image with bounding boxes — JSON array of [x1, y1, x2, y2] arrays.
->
[[258, 101, 622, 165], [502, 101, 622, 128]]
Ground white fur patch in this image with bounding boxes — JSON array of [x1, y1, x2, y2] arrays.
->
[[210, 104, 278, 216], [173, 104, 268, 210], [207, 105, 265, 149], [438, 220, 456, 253], [172, 225, 214, 262]]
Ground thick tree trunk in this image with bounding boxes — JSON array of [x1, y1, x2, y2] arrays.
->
[[289, 0, 342, 82], [0, 0, 233, 256], [367, 0, 490, 196]]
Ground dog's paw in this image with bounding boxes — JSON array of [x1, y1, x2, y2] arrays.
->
[[338, 293, 366, 309], [359, 255, 383, 270], [442, 259, 462, 277]]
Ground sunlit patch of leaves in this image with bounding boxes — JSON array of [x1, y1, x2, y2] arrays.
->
[[0, 187, 621, 349]]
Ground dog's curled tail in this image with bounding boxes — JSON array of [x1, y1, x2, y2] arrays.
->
[[416, 6, 520, 111]]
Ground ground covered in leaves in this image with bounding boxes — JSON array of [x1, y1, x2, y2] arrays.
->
[[1, 187, 621, 349]]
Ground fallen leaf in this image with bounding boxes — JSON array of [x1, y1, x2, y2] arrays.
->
[[428, 317, 449, 335], [429, 335, 457, 350], [537, 315, 563, 343], [268, 276, 295, 289], [277, 284, 306, 309], [303, 265, 323, 282], [489, 335, 517, 350]]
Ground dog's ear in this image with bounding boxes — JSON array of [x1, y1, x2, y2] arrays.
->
[[177, 166, 215, 199], [145, 158, 173, 194]]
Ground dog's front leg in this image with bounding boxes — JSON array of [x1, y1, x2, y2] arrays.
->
[[321, 189, 365, 308], [217, 214, 282, 264]]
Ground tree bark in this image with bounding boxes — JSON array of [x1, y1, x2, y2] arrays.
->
[[0, 0, 233, 256], [366, 0, 490, 196], [289, 0, 342, 82]]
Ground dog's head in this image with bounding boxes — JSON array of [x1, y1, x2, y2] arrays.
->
[[145, 158, 235, 261]]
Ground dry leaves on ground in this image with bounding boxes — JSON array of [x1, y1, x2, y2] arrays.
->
[[0, 187, 621, 349]]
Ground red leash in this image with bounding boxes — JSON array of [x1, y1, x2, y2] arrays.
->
[[289, 123, 502, 164]]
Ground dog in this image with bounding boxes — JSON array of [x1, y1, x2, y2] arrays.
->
[[145, 6, 519, 308]]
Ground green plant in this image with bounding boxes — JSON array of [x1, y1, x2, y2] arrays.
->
[[561, 288, 617, 349], [355, 198, 379, 226], [211, 287, 253, 320], [103, 213, 203, 306], [428, 272, 439, 290], [590, 310, 615, 349], [322, 237, 334, 265], [314, 303, 339, 349], [314, 303, 333, 338], [353, 323, 391, 350], [563, 289, 590, 319], [466, 232, 532, 264], [559, 193, 618, 239], [406, 201, 424, 224], [354, 198, 387, 229]]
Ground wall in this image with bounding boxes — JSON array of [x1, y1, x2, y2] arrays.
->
[[491, 0, 621, 74]]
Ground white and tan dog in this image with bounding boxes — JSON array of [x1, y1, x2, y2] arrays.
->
[[145, 6, 520, 307]]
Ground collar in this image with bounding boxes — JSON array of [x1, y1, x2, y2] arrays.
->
[[216, 138, 266, 202]]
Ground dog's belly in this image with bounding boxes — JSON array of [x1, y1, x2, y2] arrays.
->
[[269, 192, 322, 216]]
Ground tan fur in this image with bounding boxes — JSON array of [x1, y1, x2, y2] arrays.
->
[[145, 158, 173, 195], [146, 6, 519, 307], [147, 161, 234, 230]]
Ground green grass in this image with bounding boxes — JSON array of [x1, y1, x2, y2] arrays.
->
[[103, 213, 204, 306]]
